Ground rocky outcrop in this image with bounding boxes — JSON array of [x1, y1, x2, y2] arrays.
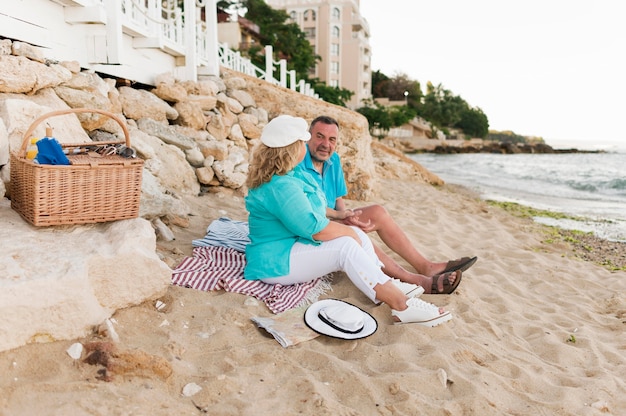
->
[[0, 39, 380, 353], [0, 199, 171, 353]]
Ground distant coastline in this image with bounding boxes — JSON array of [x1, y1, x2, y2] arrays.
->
[[394, 138, 605, 155], [417, 141, 605, 154]]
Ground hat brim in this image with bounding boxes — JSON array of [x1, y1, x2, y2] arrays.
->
[[304, 299, 378, 340]]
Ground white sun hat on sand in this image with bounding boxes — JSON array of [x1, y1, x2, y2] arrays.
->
[[304, 299, 377, 340]]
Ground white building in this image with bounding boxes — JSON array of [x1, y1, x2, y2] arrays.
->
[[266, 0, 372, 109]]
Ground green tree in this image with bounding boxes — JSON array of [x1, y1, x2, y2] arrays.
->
[[372, 71, 422, 107], [356, 99, 416, 139], [370, 70, 490, 139], [371, 70, 390, 98], [310, 80, 354, 107], [418, 82, 461, 127], [218, 0, 319, 80], [386, 73, 422, 104], [455, 107, 489, 138]]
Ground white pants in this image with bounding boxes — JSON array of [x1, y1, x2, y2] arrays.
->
[[260, 227, 389, 303]]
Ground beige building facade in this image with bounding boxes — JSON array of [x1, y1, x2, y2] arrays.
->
[[267, 0, 372, 109]]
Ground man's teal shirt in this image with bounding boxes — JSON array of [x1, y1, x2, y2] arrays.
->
[[298, 147, 347, 210]]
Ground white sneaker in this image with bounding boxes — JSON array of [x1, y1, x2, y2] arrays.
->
[[391, 297, 452, 327], [390, 278, 425, 298]]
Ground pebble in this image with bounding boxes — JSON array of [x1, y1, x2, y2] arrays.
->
[[182, 382, 202, 397], [66, 343, 83, 360]]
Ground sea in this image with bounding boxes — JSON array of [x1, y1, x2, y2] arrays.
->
[[409, 142, 626, 242]]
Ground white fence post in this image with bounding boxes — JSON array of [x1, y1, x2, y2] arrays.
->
[[202, 0, 220, 76], [104, 0, 123, 64], [278, 59, 287, 88], [265, 45, 274, 83], [289, 70, 296, 90], [182, 0, 197, 81]]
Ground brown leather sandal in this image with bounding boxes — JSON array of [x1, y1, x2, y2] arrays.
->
[[441, 256, 477, 274], [431, 270, 463, 294]]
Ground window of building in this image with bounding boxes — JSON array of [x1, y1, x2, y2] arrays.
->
[[304, 28, 316, 38], [329, 79, 339, 87], [332, 26, 340, 38], [332, 7, 340, 20], [304, 9, 316, 21], [330, 43, 339, 56], [330, 62, 339, 74], [289, 11, 296, 21]]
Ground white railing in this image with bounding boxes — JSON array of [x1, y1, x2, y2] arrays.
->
[[115, 0, 317, 98], [217, 44, 318, 99]]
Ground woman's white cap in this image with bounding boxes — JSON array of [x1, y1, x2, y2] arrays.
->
[[261, 115, 311, 148]]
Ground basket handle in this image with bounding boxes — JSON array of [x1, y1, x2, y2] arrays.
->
[[20, 108, 131, 154]]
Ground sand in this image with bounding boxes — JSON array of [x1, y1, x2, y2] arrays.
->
[[1, 175, 624, 415]]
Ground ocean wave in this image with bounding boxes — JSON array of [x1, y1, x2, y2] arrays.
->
[[409, 152, 626, 241]]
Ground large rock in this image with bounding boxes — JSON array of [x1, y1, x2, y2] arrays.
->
[[118, 87, 179, 122], [139, 170, 191, 219], [135, 127, 201, 196], [0, 55, 72, 94], [0, 94, 91, 153], [0, 199, 171, 353]]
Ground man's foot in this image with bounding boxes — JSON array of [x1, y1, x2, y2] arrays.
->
[[427, 256, 477, 277], [428, 270, 462, 295]]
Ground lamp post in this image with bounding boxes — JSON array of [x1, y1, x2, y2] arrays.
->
[[404, 90, 409, 106]]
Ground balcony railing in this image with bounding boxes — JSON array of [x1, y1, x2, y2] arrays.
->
[[117, 0, 317, 98]]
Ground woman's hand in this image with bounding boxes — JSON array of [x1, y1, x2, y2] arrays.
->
[[313, 220, 362, 244]]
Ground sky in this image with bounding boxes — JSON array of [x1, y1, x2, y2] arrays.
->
[[359, 0, 626, 149]]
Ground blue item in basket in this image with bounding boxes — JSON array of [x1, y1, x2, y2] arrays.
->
[[35, 138, 70, 165]]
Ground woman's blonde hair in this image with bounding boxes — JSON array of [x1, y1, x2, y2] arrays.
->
[[246, 140, 303, 189]]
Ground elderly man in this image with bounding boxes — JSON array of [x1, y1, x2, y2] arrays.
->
[[298, 115, 476, 294]]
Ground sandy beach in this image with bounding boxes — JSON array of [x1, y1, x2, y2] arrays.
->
[[1, 166, 624, 415]]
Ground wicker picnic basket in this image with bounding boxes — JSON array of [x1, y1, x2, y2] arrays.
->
[[10, 108, 143, 226]]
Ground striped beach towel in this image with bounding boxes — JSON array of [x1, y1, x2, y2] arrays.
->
[[171, 246, 332, 314]]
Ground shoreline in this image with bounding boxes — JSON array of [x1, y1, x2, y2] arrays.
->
[[406, 151, 625, 245], [486, 198, 626, 271], [442, 184, 626, 272]]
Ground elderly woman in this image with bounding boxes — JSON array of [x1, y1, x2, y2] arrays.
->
[[244, 115, 451, 326]]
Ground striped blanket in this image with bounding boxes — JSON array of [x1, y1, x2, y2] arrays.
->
[[171, 245, 331, 314]]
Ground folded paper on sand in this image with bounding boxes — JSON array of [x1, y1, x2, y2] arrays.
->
[[251, 307, 320, 347]]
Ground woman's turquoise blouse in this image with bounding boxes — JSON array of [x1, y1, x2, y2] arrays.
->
[[244, 166, 330, 280]]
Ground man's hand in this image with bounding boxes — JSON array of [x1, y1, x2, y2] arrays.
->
[[339, 209, 375, 233]]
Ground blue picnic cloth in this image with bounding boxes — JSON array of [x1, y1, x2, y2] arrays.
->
[[36, 138, 70, 165]]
